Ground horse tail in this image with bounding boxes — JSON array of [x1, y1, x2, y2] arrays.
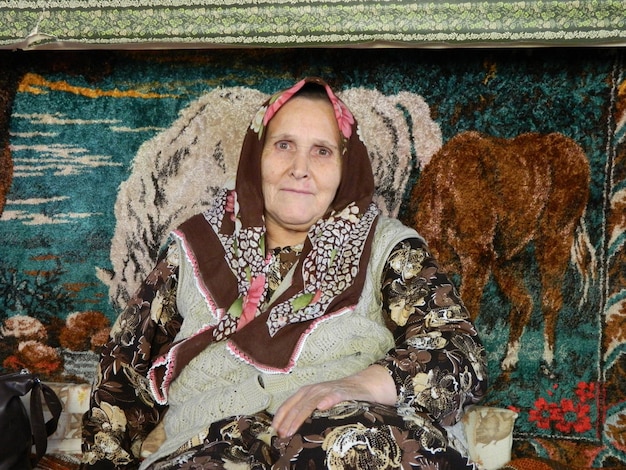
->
[[571, 208, 597, 307]]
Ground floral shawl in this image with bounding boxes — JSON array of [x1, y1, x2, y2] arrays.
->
[[150, 77, 380, 404]]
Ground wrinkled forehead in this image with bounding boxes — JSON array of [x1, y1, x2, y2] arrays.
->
[[264, 95, 342, 146]]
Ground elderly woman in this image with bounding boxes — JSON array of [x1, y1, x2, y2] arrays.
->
[[81, 77, 487, 469]]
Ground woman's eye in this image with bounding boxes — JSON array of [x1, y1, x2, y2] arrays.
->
[[277, 141, 290, 150], [316, 147, 332, 157]]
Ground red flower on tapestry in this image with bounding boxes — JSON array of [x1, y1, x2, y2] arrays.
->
[[527, 382, 596, 435], [553, 398, 592, 434], [60, 310, 110, 351], [17, 340, 62, 375], [1, 315, 47, 342], [529, 397, 559, 430], [575, 381, 596, 403], [2, 354, 24, 371]]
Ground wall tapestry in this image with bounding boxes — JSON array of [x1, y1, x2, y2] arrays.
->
[[0, 48, 624, 467]]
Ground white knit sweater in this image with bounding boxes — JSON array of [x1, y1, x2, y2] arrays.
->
[[140, 217, 419, 469]]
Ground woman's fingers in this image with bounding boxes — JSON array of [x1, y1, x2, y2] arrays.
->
[[272, 382, 344, 437], [271, 365, 397, 438]]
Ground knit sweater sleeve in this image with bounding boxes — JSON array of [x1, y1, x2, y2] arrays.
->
[[81, 241, 183, 470], [377, 237, 488, 427]]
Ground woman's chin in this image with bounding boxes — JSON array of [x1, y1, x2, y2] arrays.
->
[[269, 210, 324, 232]]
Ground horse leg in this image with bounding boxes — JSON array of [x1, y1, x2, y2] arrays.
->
[[534, 233, 573, 378], [535, 132, 590, 377], [458, 252, 493, 323], [492, 257, 534, 372]]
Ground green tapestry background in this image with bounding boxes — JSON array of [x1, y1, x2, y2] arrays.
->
[[0, 48, 625, 467]]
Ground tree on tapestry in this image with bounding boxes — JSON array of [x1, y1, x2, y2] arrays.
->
[[0, 262, 74, 323]]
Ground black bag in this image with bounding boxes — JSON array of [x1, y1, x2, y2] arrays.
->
[[0, 371, 63, 470]]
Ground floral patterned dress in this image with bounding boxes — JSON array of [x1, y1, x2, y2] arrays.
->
[[81, 237, 487, 470]]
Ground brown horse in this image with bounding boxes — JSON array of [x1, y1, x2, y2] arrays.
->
[[408, 131, 594, 376]]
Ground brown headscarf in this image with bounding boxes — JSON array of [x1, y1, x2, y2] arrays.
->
[[150, 77, 379, 404]]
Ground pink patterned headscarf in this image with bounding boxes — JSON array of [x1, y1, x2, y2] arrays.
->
[[260, 78, 355, 140]]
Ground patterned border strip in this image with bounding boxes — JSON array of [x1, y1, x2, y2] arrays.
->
[[1, 0, 625, 48]]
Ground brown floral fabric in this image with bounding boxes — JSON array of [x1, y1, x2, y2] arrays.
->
[[147, 403, 472, 470], [81, 244, 183, 469], [378, 239, 487, 428], [81, 236, 486, 469]]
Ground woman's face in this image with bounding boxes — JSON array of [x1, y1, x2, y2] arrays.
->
[[261, 96, 343, 243]]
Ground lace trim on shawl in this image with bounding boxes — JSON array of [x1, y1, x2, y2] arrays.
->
[[148, 324, 214, 405], [170, 228, 223, 322], [226, 305, 354, 374], [149, 230, 223, 405]]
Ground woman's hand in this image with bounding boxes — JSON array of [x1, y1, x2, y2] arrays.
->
[[271, 364, 397, 438]]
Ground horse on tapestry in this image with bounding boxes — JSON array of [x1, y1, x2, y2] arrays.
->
[[408, 131, 596, 376]]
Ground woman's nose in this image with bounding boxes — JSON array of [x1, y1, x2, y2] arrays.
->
[[290, 152, 309, 178]]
